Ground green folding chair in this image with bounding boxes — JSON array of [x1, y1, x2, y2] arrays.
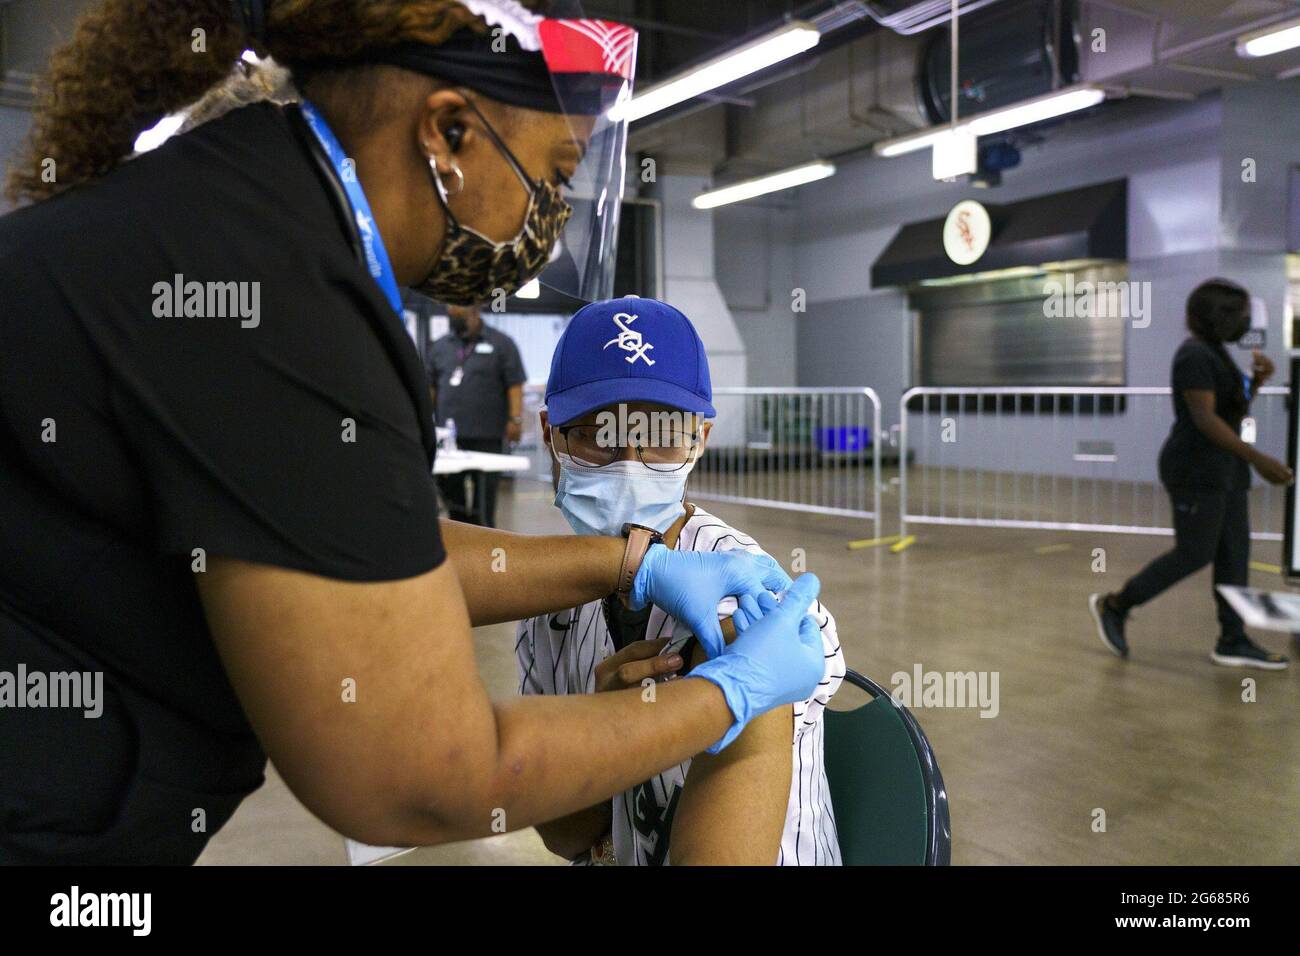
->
[[823, 669, 951, 865]]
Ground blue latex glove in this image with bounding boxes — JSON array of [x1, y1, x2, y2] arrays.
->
[[687, 573, 825, 753], [630, 545, 793, 659]]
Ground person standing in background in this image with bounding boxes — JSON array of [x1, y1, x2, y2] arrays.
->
[[428, 303, 526, 526], [1090, 279, 1292, 670]]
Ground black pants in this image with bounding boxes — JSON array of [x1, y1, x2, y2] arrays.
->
[[1117, 486, 1249, 641], [437, 436, 505, 527]]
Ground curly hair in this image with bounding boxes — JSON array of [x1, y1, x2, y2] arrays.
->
[[5, 0, 547, 204]]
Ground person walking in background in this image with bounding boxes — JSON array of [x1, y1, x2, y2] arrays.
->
[[1090, 279, 1292, 670], [427, 303, 526, 526]]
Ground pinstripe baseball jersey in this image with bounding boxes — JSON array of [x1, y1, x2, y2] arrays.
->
[[516, 505, 845, 865]]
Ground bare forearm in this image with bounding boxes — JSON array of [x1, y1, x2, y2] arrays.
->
[[439, 519, 623, 625], [395, 677, 732, 845], [507, 384, 523, 420]]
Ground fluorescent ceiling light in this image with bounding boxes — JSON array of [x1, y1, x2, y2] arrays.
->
[[1237, 17, 1300, 58], [875, 127, 951, 158], [613, 21, 819, 123], [874, 85, 1106, 157], [692, 160, 836, 209], [966, 86, 1106, 136], [515, 278, 541, 299], [133, 113, 186, 154]]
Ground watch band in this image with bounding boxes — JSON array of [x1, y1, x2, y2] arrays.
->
[[616, 524, 662, 604]]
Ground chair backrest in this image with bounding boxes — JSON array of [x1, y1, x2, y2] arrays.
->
[[823, 669, 951, 865]]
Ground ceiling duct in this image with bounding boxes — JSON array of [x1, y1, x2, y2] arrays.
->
[[717, 25, 931, 171], [919, 0, 1080, 124], [639, 0, 1085, 174]]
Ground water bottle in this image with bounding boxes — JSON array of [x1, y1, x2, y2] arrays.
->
[[446, 418, 458, 452]]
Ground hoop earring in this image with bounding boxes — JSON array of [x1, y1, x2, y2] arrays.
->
[[431, 158, 465, 198]]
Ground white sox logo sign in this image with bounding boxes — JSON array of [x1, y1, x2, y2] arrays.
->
[[603, 312, 655, 366]]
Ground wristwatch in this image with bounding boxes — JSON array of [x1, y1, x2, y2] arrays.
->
[[616, 522, 664, 606], [508, 416, 524, 425]]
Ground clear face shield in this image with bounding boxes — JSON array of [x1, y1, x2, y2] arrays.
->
[[534, 1, 638, 303]]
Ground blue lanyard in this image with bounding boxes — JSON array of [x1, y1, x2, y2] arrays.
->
[[298, 100, 404, 318]]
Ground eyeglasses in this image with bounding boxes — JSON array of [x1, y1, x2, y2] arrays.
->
[[556, 424, 702, 473]]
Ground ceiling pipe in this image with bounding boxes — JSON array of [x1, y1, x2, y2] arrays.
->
[[1156, 9, 1300, 62], [846, 0, 1007, 35]]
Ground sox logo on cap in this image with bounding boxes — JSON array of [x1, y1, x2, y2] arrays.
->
[[603, 312, 655, 366]]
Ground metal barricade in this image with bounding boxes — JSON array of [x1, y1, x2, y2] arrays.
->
[[898, 386, 1288, 541], [692, 387, 883, 539], [516, 385, 884, 539]]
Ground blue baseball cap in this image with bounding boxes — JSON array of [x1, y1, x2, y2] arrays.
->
[[545, 296, 716, 426]]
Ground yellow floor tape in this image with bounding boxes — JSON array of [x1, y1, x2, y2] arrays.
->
[[1249, 561, 1282, 575], [890, 535, 916, 553], [846, 534, 902, 551], [1034, 543, 1072, 555]]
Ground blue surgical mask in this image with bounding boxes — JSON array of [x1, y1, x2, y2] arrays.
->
[[554, 458, 692, 538]]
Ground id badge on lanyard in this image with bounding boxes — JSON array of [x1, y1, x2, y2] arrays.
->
[[450, 343, 471, 388]]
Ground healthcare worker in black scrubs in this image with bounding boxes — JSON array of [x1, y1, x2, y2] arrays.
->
[[1090, 279, 1291, 670], [0, 0, 826, 864]]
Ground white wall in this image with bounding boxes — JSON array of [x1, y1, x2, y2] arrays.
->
[[714, 203, 798, 386], [792, 95, 1228, 400], [761, 87, 1300, 482], [652, 172, 747, 447], [706, 94, 1245, 406]]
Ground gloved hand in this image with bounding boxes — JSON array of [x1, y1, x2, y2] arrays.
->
[[630, 545, 793, 659], [686, 573, 825, 753]]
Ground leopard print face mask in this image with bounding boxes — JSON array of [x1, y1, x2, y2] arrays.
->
[[418, 103, 574, 307]]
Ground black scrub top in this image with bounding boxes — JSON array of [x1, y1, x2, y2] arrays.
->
[[427, 325, 526, 440], [0, 103, 445, 863], [1159, 337, 1252, 492]]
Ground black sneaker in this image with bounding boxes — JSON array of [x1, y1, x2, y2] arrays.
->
[[1210, 636, 1288, 670], [1089, 593, 1128, 658]]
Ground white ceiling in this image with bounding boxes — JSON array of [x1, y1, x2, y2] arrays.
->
[[1082, 0, 1300, 96]]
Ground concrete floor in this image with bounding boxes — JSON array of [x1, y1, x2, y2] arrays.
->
[[198, 478, 1300, 866]]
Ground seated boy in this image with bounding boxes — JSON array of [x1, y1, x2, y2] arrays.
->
[[516, 297, 845, 865]]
